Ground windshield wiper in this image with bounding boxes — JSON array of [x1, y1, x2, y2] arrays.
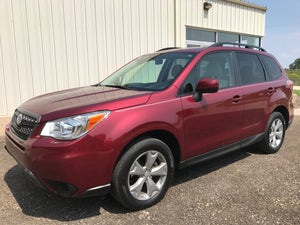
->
[[100, 84, 131, 90]]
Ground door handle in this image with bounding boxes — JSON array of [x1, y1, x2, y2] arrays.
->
[[232, 95, 242, 104], [267, 87, 275, 95]]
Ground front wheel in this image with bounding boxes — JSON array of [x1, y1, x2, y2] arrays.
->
[[111, 137, 175, 210], [258, 112, 286, 154]]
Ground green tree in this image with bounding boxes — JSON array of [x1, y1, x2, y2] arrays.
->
[[289, 58, 300, 69]]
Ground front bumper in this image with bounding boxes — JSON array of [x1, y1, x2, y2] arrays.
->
[[5, 127, 114, 197]]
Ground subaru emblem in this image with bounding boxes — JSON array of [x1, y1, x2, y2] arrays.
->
[[16, 114, 23, 126]]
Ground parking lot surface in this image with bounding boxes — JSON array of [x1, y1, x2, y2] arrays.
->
[[0, 99, 299, 225]]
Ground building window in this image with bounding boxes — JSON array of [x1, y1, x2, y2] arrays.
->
[[218, 32, 239, 43], [186, 28, 261, 47], [186, 28, 215, 47], [186, 28, 215, 42], [241, 35, 260, 46]]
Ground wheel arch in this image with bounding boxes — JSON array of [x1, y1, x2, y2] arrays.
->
[[114, 129, 182, 170], [273, 105, 289, 127]]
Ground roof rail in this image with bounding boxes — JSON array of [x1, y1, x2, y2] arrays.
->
[[156, 47, 180, 52], [209, 42, 266, 52]]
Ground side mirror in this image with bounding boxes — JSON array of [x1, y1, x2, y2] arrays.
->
[[193, 78, 219, 102]]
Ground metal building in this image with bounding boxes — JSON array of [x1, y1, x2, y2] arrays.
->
[[0, 0, 267, 117]]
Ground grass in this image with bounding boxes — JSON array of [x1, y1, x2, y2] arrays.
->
[[286, 69, 300, 78], [286, 70, 300, 86], [294, 90, 300, 96]]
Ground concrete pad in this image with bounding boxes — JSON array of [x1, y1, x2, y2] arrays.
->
[[0, 117, 11, 136], [294, 86, 300, 90]]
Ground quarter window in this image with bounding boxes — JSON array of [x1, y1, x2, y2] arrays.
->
[[236, 53, 265, 85], [260, 55, 282, 81]]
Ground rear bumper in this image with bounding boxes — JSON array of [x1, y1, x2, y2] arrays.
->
[[5, 128, 114, 197]]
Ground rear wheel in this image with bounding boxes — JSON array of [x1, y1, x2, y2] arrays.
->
[[111, 137, 175, 210], [258, 112, 286, 154]]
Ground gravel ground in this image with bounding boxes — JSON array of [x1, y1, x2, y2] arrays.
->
[[0, 99, 299, 225]]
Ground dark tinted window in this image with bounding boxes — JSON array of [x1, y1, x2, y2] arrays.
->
[[181, 52, 235, 94], [236, 53, 265, 84], [260, 55, 282, 81]]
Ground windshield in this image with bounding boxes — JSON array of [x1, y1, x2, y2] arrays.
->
[[100, 52, 197, 91]]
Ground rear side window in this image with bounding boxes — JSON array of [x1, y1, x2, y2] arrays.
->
[[236, 53, 265, 85], [260, 55, 282, 81]]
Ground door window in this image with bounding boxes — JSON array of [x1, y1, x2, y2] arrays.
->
[[181, 52, 235, 95], [236, 53, 266, 85]]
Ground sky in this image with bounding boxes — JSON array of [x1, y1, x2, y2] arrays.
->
[[248, 0, 300, 68]]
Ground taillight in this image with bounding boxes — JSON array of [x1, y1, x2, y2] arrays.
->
[[287, 80, 293, 90]]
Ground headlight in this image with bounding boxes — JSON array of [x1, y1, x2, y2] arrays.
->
[[40, 111, 110, 140]]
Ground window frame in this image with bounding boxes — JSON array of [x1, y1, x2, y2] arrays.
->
[[234, 51, 267, 86], [177, 50, 238, 97], [258, 54, 283, 82], [186, 27, 262, 48]]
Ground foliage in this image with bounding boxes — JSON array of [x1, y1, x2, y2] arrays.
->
[[285, 69, 300, 78], [285, 69, 300, 86], [289, 58, 300, 70], [294, 90, 300, 96]]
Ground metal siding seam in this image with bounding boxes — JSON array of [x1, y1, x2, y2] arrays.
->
[[84, 0, 91, 84], [0, 33, 8, 116], [10, 0, 22, 104], [73, 0, 80, 87], [50, 0, 59, 91], [112, 0, 119, 69], [93, 0, 100, 82], [62, 0, 70, 88]]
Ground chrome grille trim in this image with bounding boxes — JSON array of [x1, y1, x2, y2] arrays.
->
[[9, 109, 40, 141]]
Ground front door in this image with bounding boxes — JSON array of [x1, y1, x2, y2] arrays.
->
[[180, 51, 243, 159]]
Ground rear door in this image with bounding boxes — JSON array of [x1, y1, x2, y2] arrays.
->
[[235, 52, 271, 140], [180, 51, 243, 159]]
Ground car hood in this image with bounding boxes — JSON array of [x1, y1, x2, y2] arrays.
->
[[20, 86, 151, 122]]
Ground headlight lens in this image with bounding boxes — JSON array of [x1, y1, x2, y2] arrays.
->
[[40, 111, 110, 140]]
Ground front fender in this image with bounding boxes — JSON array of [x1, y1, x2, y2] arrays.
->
[[88, 97, 185, 179]]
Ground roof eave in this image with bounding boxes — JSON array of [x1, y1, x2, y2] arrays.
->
[[224, 0, 268, 11]]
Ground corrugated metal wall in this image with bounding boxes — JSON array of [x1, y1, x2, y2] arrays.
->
[[0, 0, 265, 117], [175, 0, 265, 47]]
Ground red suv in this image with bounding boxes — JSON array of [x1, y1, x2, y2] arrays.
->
[[5, 43, 294, 210]]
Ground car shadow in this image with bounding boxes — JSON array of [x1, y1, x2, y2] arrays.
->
[[4, 146, 257, 221]]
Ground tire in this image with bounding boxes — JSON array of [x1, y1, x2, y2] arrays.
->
[[258, 112, 286, 154], [111, 137, 175, 210]]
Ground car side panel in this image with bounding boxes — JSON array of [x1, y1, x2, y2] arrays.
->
[[240, 77, 291, 140], [181, 87, 243, 159], [88, 95, 185, 177]]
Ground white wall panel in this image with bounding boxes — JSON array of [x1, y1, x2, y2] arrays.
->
[[26, 0, 46, 95], [114, 0, 126, 68], [95, 0, 109, 78], [63, 0, 79, 88], [0, 0, 265, 117], [0, 38, 8, 116], [85, 0, 100, 84], [39, 0, 59, 92], [0, 0, 21, 115], [11, 0, 34, 102], [51, 0, 69, 90]]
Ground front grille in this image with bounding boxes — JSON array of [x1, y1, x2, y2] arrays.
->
[[10, 110, 39, 141]]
